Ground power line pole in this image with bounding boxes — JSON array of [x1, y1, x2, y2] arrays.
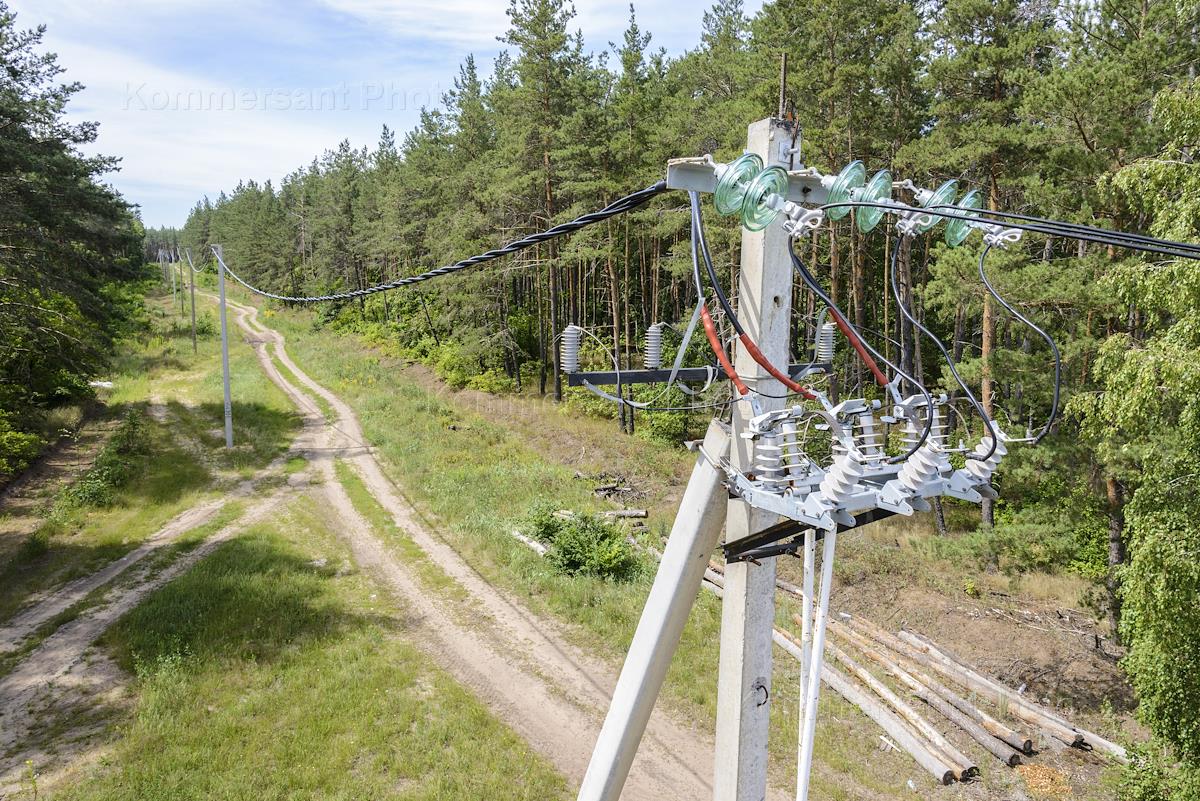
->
[[575, 116, 798, 801], [185, 248, 197, 354], [713, 116, 795, 801], [213, 245, 234, 450]]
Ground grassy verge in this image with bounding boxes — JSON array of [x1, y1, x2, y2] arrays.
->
[[0, 502, 247, 682], [49, 494, 568, 801], [0, 290, 298, 626]]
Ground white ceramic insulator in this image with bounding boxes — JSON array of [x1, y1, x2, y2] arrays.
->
[[755, 432, 785, 489], [897, 443, 943, 493], [964, 435, 1008, 482], [855, 413, 884, 456], [644, 323, 664, 370], [779, 419, 804, 481], [819, 453, 863, 506], [561, 325, 583, 373], [815, 322, 836, 363]]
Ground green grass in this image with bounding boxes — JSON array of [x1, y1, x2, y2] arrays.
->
[[0, 290, 299, 627], [271, 352, 337, 421], [49, 495, 568, 801]]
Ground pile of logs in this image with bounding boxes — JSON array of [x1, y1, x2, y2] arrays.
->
[[508, 527, 1127, 788], [704, 561, 1128, 785]]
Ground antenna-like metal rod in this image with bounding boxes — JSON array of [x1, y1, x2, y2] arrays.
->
[[214, 245, 234, 450]]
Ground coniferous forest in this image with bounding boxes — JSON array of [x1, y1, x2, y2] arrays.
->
[[9, 0, 1200, 795], [0, 6, 144, 474]]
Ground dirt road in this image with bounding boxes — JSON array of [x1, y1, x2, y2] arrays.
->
[[219, 293, 729, 800]]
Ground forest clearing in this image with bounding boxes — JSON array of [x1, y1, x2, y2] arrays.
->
[[3, 1, 1200, 800]]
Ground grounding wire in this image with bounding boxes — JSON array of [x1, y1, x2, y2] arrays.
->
[[888, 242, 994, 461], [976, 243, 1062, 445], [788, 241, 934, 463], [213, 181, 670, 302]]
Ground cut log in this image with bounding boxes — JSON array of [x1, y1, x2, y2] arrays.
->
[[833, 619, 1033, 754], [774, 628, 955, 786], [894, 630, 1085, 749], [510, 529, 548, 556], [604, 509, 648, 518], [828, 621, 1021, 767], [821, 637, 977, 779], [843, 616, 1079, 749], [902, 630, 1127, 763]]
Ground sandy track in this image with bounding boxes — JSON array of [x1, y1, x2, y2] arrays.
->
[[0, 447, 295, 655], [0, 484, 294, 786], [218, 294, 742, 801], [0, 288, 736, 800]]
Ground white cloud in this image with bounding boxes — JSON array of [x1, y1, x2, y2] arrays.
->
[[8, 0, 765, 226], [39, 39, 360, 225], [316, 0, 509, 49]]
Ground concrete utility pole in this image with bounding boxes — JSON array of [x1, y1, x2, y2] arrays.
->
[[576, 420, 730, 801], [213, 245, 234, 449], [713, 117, 795, 801], [575, 116, 798, 801]]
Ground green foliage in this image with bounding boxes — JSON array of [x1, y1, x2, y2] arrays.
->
[[522, 502, 640, 582], [15, 526, 50, 561], [1119, 740, 1200, 801], [0, 4, 145, 475], [0, 413, 43, 479], [524, 499, 563, 543], [64, 410, 148, 507]]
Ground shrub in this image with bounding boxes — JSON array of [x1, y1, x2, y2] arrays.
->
[[65, 410, 148, 507], [524, 500, 563, 544], [521, 502, 640, 582], [16, 527, 51, 562], [550, 515, 639, 582], [0, 416, 43, 480]]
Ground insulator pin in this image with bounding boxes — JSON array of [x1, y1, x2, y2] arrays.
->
[[644, 323, 665, 370], [561, 325, 583, 373]]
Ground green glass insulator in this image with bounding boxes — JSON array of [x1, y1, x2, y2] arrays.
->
[[944, 189, 982, 247], [853, 169, 892, 233], [825, 160, 866, 221], [918, 179, 958, 233], [713, 153, 764, 216], [741, 166, 789, 232]]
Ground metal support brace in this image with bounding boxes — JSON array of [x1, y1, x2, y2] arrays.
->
[[577, 419, 732, 801]]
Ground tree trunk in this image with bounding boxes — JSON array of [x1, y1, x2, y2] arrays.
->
[[1106, 476, 1126, 642]]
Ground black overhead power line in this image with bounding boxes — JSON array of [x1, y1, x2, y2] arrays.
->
[[212, 181, 669, 302]]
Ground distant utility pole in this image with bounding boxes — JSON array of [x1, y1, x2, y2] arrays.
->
[[185, 248, 197, 354], [213, 244, 234, 449]]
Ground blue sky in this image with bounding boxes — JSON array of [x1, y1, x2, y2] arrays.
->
[[13, 0, 763, 228]]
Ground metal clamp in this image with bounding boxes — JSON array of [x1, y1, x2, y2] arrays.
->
[[783, 204, 826, 238], [895, 209, 933, 238], [981, 225, 1023, 248]]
